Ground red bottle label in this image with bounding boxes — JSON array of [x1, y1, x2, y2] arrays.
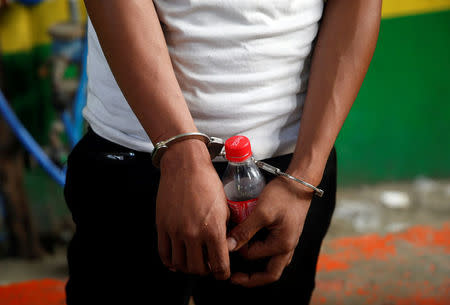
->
[[227, 198, 258, 223]]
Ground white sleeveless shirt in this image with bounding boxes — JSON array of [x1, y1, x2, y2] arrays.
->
[[83, 0, 324, 160]]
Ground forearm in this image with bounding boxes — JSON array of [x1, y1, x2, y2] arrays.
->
[[85, 0, 196, 144], [287, 0, 382, 185]]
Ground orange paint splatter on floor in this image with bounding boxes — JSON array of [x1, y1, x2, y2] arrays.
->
[[0, 279, 66, 305], [391, 295, 449, 305], [315, 279, 345, 293], [316, 254, 349, 271], [317, 223, 450, 272], [312, 223, 450, 305], [331, 233, 397, 260], [396, 223, 450, 252], [357, 287, 370, 296]]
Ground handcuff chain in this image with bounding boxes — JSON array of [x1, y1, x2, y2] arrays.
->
[[153, 135, 324, 197], [254, 160, 324, 197]]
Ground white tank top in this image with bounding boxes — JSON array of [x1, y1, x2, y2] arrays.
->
[[83, 0, 324, 160]]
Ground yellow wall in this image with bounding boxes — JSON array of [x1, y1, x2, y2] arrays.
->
[[382, 0, 450, 18], [0, 0, 86, 54]]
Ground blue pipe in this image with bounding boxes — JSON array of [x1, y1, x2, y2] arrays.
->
[[60, 36, 87, 148], [61, 110, 78, 148], [16, 0, 45, 5], [0, 91, 66, 186], [72, 39, 88, 143]]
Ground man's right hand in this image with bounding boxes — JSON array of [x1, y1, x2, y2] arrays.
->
[[156, 139, 231, 280]]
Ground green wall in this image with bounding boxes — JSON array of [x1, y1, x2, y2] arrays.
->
[[337, 10, 450, 185], [2, 45, 54, 145]]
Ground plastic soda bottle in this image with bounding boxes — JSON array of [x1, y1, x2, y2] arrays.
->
[[222, 135, 266, 224]]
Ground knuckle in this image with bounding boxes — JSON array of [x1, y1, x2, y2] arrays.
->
[[287, 257, 293, 266], [214, 270, 229, 280], [279, 243, 290, 253], [280, 239, 297, 253], [211, 262, 227, 274], [203, 227, 219, 240], [258, 209, 273, 224], [211, 264, 230, 280], [167, 228, 178, 238], [268, 271, 282, 283], [183, 229, 200, 240], [233, 229, 251, 244]]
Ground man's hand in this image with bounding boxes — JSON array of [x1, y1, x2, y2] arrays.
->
[[226, 176, 314, 287], [156, 139, 231, 280]]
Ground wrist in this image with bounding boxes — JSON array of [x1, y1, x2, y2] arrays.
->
[[159, 139, 212, 173], [286, 149, 328, 187]]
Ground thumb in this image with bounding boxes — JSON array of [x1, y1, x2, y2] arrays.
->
[[227, 210, 268, 252]]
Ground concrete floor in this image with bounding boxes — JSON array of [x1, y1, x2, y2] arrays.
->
[[0, 178, 449, 304], [311, 223, 449, 305]]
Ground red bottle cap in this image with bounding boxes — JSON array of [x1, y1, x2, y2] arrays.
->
[[225, 135, 252, 162]]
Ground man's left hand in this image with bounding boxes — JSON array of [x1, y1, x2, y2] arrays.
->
[[226, 176, 314, 287]]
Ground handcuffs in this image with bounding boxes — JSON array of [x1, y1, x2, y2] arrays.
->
[[151, 132, 324, 197]]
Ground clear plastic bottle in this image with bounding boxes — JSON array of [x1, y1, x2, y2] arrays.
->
[[222, 135, 266, 224]]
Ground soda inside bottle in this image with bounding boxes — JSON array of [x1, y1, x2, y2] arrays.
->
[[222, 135, 266, 224], [222, 135, 268, 273]]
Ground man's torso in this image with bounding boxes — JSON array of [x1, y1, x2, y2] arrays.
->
[[83, 0, 324, 160]]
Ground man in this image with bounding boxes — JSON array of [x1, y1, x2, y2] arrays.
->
[[64, 1, 381, 304]]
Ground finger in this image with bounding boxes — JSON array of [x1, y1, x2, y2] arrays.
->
[[206, 235, 231, 280], [287, 250, 295, 266], [242, 234, 298, 260], [227, 209, 270, 252], [231, 253, 290, 288], [171, 240, 187, 273], [186, 241, 208, 275], [158, 232, 172, 269], [240, 240, 276, 260]]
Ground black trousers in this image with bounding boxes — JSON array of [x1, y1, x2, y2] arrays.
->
[[64, 129, 336, 305]]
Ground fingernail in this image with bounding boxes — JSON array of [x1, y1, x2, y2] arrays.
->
[[227, 237, 237, 251]]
